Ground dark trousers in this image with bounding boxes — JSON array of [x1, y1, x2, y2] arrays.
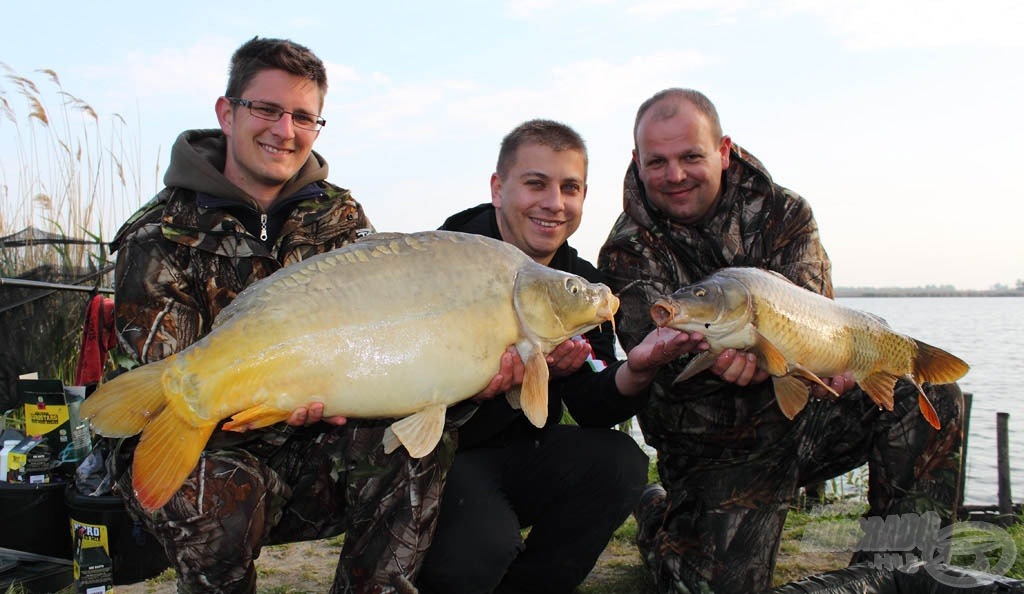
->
[[417, 424, 649, 594], [635, 381, 965, 594]]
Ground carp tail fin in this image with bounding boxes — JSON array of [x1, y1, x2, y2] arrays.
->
[[80, 359, 170, 437], [912, 340, 969, 385]]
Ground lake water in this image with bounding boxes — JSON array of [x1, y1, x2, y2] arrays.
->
[[627, 296, 1023, 507]]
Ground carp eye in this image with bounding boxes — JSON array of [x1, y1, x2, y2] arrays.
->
[[565, 278, 580, 294], [694, 288, 706, 297], [704, 323, 711, 328]]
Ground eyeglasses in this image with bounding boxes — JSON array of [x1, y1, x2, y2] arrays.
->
[[226, 97, 326, 131]]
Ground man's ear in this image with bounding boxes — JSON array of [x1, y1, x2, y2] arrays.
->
[[215, 97, 234, 135], [490, 172, 503, 208], [632, 148, 640, 168], [719, 135, 732, 170]]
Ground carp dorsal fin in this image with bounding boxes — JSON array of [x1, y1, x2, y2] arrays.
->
[[772, 375, 810, 419], [912, 339, 970, 385], [672, 351, 716, 384], [383, 403, 447, 458], [753, 330, 789, 376], [858, 372, 898, 411], [133, 411, 217, 512], [516, 348, 549, 428]]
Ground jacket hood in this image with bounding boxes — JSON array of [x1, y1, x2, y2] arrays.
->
[[162, 129, 330, 207]]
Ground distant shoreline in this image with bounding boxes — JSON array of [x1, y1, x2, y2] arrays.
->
[[836, 287, 1024, 298]]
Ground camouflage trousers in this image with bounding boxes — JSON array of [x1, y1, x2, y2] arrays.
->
[[633, 380, 965, 594], [114, 420, 457, 594]]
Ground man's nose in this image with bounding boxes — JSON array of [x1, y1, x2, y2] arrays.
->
[[271, 113, 296, 137], [539, 188, 565, 211], [665, 161, 686, 183]]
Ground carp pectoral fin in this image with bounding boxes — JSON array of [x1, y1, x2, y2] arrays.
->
[[857, 372, 897, 412], [772, 375, 809, 420], [673, 352, 716, 384], [133, 411, 217, 512], [912, 339, 970, 385], [753, 331, 789, 376], [80, 358, 169, 437], [221, 405, 292, 432], [519, 350, 549, 428], [384, 403, 447, 458], [789, 364, 840, 399]]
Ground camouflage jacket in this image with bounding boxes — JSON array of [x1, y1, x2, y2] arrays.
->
[[596, 145, 832, 459], [111, 129, 374, 365]]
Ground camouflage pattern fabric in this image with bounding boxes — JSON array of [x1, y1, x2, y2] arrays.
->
[[103, 140, 457, 592], [598, 148, 965, 594]]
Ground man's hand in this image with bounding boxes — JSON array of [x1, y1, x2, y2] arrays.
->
[[546, 336, 592, 378], [710, 349, 770, 386], [472, 346, 526, 402], [286, 402, 348, 427], [811, 370, 856, 398], [627, 328, 708, 374]]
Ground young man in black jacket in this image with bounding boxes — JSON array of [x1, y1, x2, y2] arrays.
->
[[416, 119, 703, 594]]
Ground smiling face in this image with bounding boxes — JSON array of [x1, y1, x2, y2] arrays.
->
[[491, 142, 587, 266], [216, 68, 324, 208], [634, 98, 731, 225]]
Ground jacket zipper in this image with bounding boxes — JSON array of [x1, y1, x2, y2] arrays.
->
[[260, 213, 268, 241]]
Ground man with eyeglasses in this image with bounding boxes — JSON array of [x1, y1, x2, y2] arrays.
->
[[98, 36, 519, 593]]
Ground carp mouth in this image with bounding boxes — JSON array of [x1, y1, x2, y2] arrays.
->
[[650, 300, 678, 328]]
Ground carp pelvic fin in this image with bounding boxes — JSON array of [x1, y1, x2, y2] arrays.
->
[[673, 351, 716, 384], [753, 331, 789, 376], [912, 339, 970, 386], [905, 378, 942, 431], [79, 359, 170, 437], [772, 375, 810, 419], [857, 372, 898, 412], [383, 403, 447, 458], [221, 405, 293, 432], [133, 411, 217, 512]]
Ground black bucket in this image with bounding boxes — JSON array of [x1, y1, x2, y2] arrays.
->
[[0, 481, 72, 559], [65, 489, 170, 585]]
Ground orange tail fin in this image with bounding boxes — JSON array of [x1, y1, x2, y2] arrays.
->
[[132, 409, 217, 511], [912, 340, 969, 385], [80, 359, 171, 437]]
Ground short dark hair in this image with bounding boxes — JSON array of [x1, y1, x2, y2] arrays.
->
[[496, 119, 588, 180], [225, 37, 328, 106], [633, 88, 722, 147]]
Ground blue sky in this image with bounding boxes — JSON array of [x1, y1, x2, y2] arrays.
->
[[2, 0, 1022, 290]]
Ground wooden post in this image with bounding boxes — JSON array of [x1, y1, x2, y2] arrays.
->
[[957, 393, 972, 519], [997, 412, 1012, 518]]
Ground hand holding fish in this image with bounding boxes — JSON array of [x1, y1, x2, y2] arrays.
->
[[472, 346, 527, 402], [286, 402, 348, 427], [617, 328, 709, 395], [546, 336, 594, 378]]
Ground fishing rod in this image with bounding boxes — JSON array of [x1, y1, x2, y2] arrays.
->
[[0, 276, 113, 294]]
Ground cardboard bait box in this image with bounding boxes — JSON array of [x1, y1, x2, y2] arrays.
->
[[18, 379, 70, 456], [71, 518, 114, 593], [6, 435, 53, 483]]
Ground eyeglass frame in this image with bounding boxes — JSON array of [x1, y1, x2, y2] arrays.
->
[[225, 97, 327, 131]]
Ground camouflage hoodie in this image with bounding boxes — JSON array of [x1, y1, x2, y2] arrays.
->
[[596, 145, 831, 458], [111, 129, 373, 365]]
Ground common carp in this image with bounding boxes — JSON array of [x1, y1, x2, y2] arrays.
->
[[81, 230, 619, 511], [649, 267, 968, 429]]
